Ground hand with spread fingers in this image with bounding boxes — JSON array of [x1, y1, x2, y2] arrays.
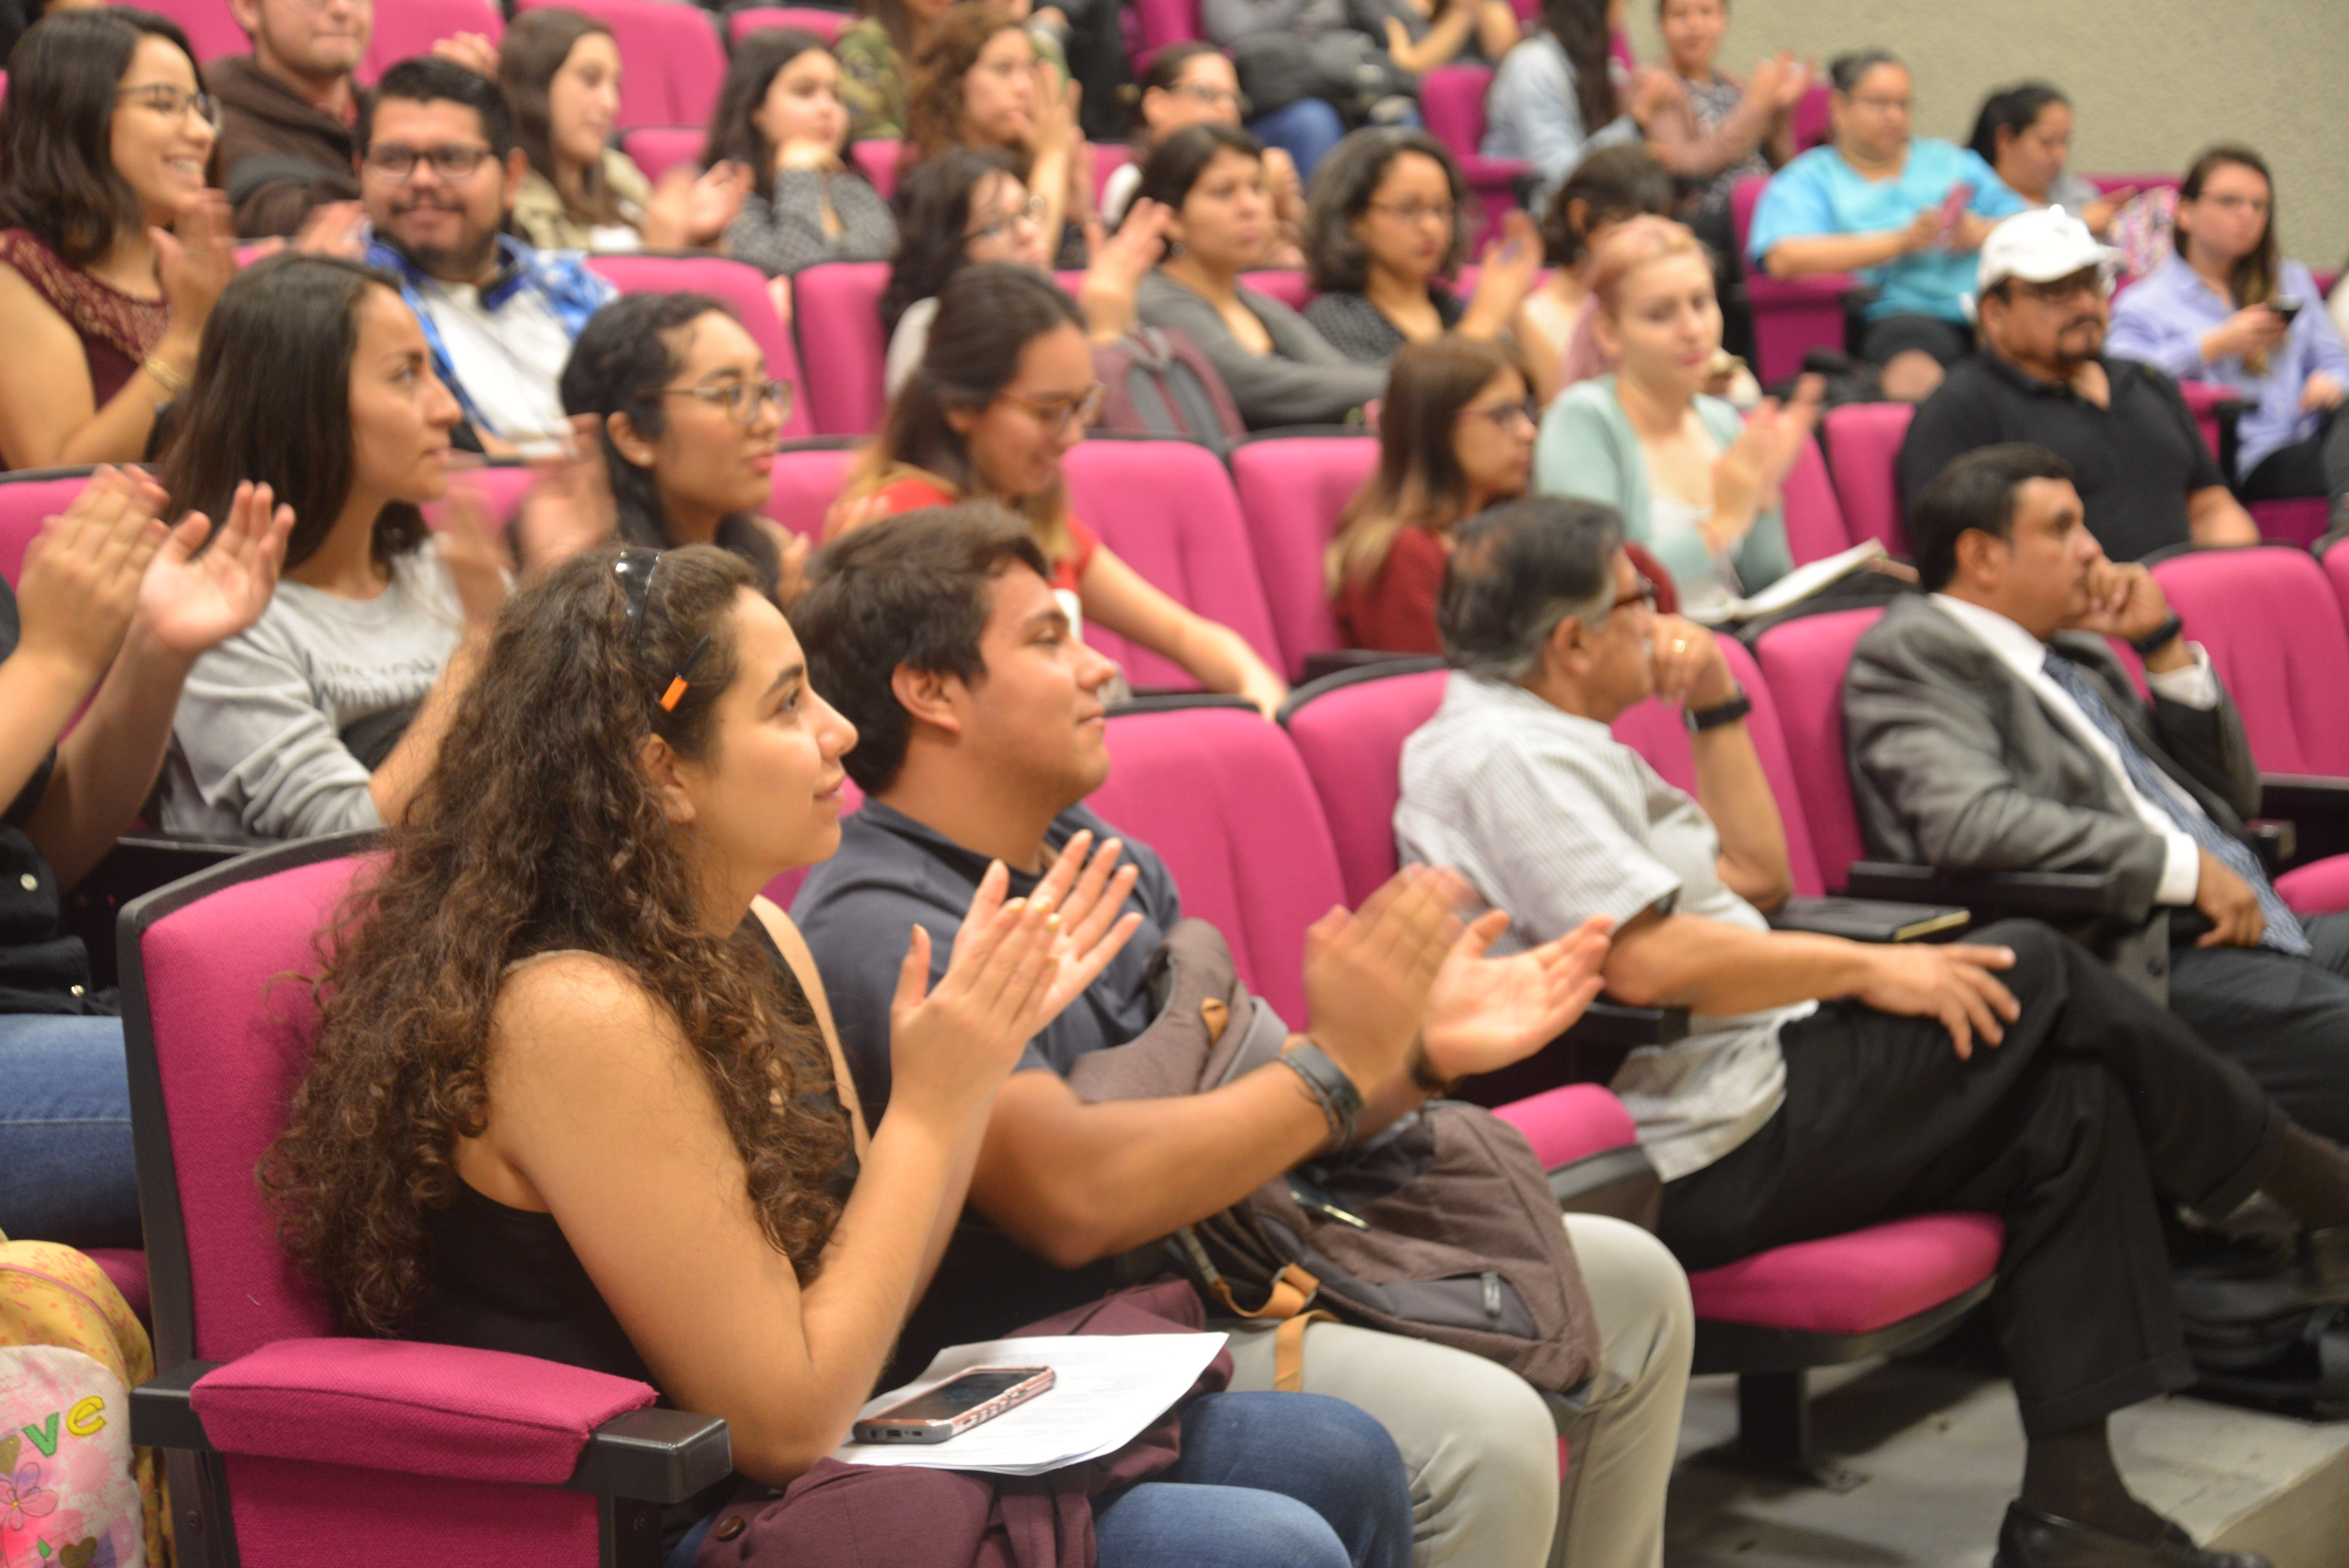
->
[[1301, 865, 1464, 1094], [1028, 828, 1146, 1021], [15, 466, 173, 687], [1854, 942, 2021, 1060], [1421, 911, 1613, 1081], [134, 479, 296, 660], [888, 861, 1067, 1123]]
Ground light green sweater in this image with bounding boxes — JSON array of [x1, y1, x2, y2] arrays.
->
[[1535, 374, 1792, 600]]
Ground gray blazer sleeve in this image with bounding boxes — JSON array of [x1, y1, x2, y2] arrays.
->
[[1136, 273, 1389, 428]]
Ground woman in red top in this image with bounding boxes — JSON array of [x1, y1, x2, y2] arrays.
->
[[834, 263, 1289, 714]]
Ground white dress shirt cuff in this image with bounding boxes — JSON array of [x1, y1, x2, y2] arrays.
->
[[2156, 830, 2203, 905], [2144, 642, 2219, 710]]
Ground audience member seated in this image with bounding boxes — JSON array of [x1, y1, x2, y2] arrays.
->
[[1102, 41, 1303, 270], [1631, 0, 1804, 267], [1300, 128, 1546, 383], [496, 7, 741, 256], [1537, 217, 1818, 618], [839, 0, 1066, 143], [1395, 490, 2349, 1568], [0, 468, 287, 1250], [1329, 334, 1533, 653], [1748, 49, 2025, 403], [1966, 81, 2126, 238], [1521, 144, 1676, 399], [839, 264, 1287, 713], [1483, 0, 1640, 208], [556, 291, 805, 603], [905, 2, 1091, 268], [1899, 208, 2258, 558], [790, 504, 1695, 1568], [159, 255, 505, 840], [210, 0, 369, 239], [358, 57, 618, 457], [271, 538, 1417, 1568], [2108, 145, 2349, 533], [1848, 444, 2349, 1143], [1363, 0, 1520, 74], [1135, 126, 1387, 429], [0, 10, 235, 472], [708, 27, 898, 278], [1196, 0, 1356, 180]]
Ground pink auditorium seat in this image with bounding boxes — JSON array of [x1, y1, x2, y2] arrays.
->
[[1779, 431, 1851, 565], [0, 467, 100, 584], [729, 5, 852, 46], [588, 252, 813, 441], [2149, 545, 2349, 777], [517, 0, 725, 130], [119, 838, 730, 1566], [1091, 142, 1133, 205], [1240, 269, 1315, 314], [122, 0, 246, 64], [1129, 0, 1201, 64], [86, 1247, 151, 1324], [850, 138, 901, 199], [1752, 607, 1886, 892], [360, 0, 501, 84], [618, 125, 704, 184], [1734, 175, 1859, 387], [1064, 437, 1284, 690], [1821, 401, 1914, 556], [1790, 83, 1830, 151], [764, 438, 856, 539], [792, 260, 892, 435], [1227, 432, 1376, 680], [1418, 66, 1527, 249]]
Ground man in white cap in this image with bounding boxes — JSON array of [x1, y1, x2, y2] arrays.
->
[[1897, 206, 2259, 559]]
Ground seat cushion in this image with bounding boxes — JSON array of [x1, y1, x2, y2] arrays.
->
[[1686, 1212, 2002, 1335], [84, 1247, 150, 1324], [1491, 1084, 1638, 1169]]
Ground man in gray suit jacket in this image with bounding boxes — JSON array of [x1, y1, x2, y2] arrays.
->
[[1847, 443, 2349, 1142]]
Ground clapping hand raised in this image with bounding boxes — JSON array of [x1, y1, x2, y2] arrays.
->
[[1420, 911, 1613, 1082], [135, 479, 295, 661]]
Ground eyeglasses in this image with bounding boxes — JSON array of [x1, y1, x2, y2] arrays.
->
[[1846, 94, 1912, 113], [1171, 81, 1246, 113], [965, 193, 1048, 244], [613, 549, 713, 714], [2009, 272, 2108, 305], [1613, 576, 1660, 615], [2196, 192, 2270, 215], [1368, 199, 1455, 226], [665, 377, 795, 427], [1467, 398, 1540, 431], [117, 84, 221, 128], [362, 143, 495, 182], [998, 382, 1106, 434]]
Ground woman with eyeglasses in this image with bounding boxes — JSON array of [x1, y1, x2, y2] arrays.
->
[[0, 8, 237, 470], [548, 291, 809, 606], [904, 2, 1091, 271], [1299, 128, 1546, 378], [1538, 217, 1819, 620], [1099, 42, 1300, 268], [838, 262, 1289, 714], [157, 254, 510, 841], [707, 27, 898, 278]]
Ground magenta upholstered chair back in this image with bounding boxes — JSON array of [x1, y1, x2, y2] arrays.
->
[[618, 125, 705, 183], [428, 463, 540, 533], [122, 0, 246, 62], [2324, 537, 2349, 635], [1091, 142, 1133, 203], [765, 441, 855, 539], [1130, 0, 1202, 59], [1752, 608, 1886, 891], [361, 0, 502, 83], [730, 5, 851, 46], [850, 139, 902, 198], [1090, 706, 1345, 1025], [2150, 546, 2349, 776], [586, 253, 814, 440], [792, 261, 893, 435], [1606, 638, 1828, 896], [1731, 175, 1767, 258], [1791, 84, 1830, 150], [1063, 438, 1285, 690], [1282, 668, 1447, 907], [1779, 434, 1850, 565], [517, 0, 724, 127], [1228, 435, 1377, 679], [0, 469, 96, 585], [132, 852, 371, 1363], [1240, 270, 1315, 314], [1821, 401, 1914, 555], [1420, 66, 1493, 162]]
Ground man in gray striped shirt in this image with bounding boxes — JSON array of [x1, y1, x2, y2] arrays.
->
[[1395, 493, 2349, 1568]]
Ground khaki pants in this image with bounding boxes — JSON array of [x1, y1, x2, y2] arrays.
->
[[1222, 1214, 1692, 1568]]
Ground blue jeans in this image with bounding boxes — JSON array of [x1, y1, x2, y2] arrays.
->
[[1247, 97, 1345, 180], [1094, 1391, 1412, 1568], [0, 1013, 139, 1247]]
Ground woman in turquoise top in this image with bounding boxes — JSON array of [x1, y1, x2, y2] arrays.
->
[[1537, 217, 1818, 617], [1745, 49, 2025, 401]]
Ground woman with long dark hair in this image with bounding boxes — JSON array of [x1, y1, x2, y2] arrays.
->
[[267, 535, 1413, 1568], [500, 9, 666, 252], [2109, 144, 2349, 523], [708, 27, 896, 277], [1481, 0, 1638, 206], [903, 1, 1091, 266], [1964, 81, 2123, 235], [157, 254, 507, 840], [1100, 41, 1301, 267], [0, 7, 236, 469]]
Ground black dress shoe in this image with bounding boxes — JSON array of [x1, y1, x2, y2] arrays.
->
[[1993, 1503, 2272, 1568]]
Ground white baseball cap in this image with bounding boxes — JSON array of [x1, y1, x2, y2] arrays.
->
[[1975, 206, 2123, 294]]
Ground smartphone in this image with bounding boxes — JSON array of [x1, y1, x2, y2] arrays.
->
[[852, 1367, 1056, 1445], [2272, 295, 2305, 324], [1936, 181, 1974, 240]]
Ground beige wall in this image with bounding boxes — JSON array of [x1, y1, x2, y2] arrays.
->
[[1622, 0, 2349, 270]]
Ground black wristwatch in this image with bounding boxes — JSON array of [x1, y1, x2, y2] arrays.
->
[[1686, 685, 1753, 733], [1277, 1041, 1364, 1150], [2129, 613, 2186, 658]]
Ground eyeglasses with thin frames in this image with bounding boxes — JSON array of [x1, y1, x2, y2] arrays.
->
[[1611, 576, 1660, 616], [362, 143, 495, 182], [998, 383, 1107, 435], [1367, 199, 1455, 226], [117, 84, 221, 129], [664, 377, 795, 428], [613, 549, 713, 713], [965, 193, 1048, 245], [1467, 398, 1540, 431]]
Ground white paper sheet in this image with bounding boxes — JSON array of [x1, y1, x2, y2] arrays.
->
[[831, 1333, 1227, 1476]]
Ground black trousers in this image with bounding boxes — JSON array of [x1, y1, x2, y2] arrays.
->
[[1657, 920, 2285, 1438], [2240, 404, 2349, 508], [2170, 911, 2349, 1144]]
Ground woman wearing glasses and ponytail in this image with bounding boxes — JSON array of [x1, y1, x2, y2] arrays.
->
[[0, 8, 237, 470], [835, 262, 1290, 715]]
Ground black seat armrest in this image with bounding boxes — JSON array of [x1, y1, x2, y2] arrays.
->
[[1453, 998, 1688, 1108], [1843, 862, 2119, 921], [2259, 775, 2349, 867]]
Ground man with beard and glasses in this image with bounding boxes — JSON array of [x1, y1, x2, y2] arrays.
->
[[209, 0, 372, 238], [357, 56, 614, 457], [1898, 207, 2259, 560]]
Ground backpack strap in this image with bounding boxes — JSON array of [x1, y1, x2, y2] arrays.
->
[[1173, 1231, 1336, 1388]]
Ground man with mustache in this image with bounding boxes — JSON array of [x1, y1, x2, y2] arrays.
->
[[356, 57, 614, 457], [1897, 207, 2259, 559]]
